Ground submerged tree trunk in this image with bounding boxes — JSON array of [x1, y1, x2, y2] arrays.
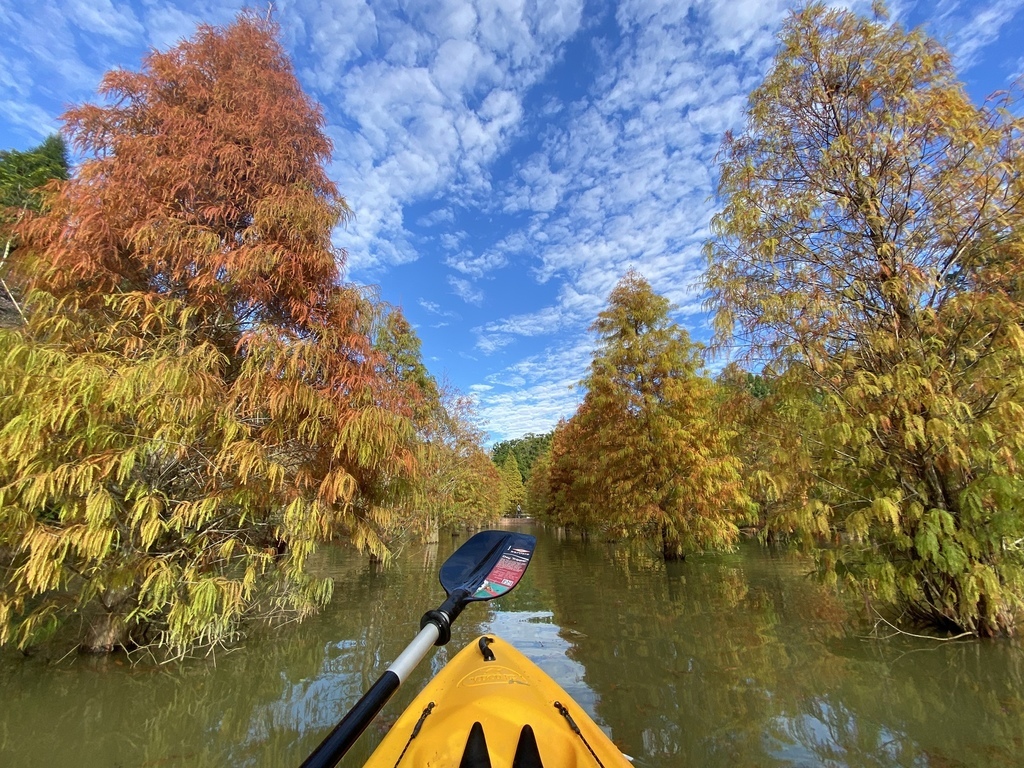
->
[[425, 517, 439, 544], [83, 588, 133, 654], [661, 525, 686, 562]]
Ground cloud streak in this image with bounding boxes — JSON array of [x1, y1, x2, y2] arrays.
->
[[940, 0, 1024, 72]]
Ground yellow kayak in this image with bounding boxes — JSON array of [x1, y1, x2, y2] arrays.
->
[[365, 634, 632, 767]]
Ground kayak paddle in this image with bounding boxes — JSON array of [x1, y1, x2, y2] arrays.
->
[[299, 530, 537, 768]]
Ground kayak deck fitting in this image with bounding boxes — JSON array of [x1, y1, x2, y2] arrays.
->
[[364, 634, 633, 767]]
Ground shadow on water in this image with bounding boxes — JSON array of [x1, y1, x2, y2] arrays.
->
[[1, 525, 1022, 767]]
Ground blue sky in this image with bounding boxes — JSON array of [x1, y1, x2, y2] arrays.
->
[[2, 0, 1022, 444]]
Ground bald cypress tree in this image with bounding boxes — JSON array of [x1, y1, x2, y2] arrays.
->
[[497, 453, 526, 517], [706, 4, 1024, 634], [549, 272, 750, 556], [0, 13, 418, 655]]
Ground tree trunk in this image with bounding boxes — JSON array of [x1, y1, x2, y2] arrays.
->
[[662, 525, 686, 562], [82, 588, 133, 653], [425, 517, 439, 544]]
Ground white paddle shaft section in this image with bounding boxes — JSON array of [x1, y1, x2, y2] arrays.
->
[[387, 620, 442, 682]]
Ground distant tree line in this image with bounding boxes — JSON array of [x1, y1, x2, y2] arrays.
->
[[491, 433, 552, 482], [488, 432, 552, 517]]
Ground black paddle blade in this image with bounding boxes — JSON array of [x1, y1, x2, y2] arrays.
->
[[440, 531, 536, 602]]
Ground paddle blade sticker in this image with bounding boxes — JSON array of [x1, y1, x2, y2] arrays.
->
[[472, 545, 531, 599]]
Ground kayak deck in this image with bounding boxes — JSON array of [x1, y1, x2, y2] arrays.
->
[[365, 634, 632, 767]]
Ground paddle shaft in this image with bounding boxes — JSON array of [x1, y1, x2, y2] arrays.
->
[[299, 621, 441, 768]]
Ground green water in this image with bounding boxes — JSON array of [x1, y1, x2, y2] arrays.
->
[[1, 524, 1022, 767]]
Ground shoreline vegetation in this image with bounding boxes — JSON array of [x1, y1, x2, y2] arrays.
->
[[2, 2, 1024, 660]]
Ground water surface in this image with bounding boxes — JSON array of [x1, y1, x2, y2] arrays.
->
[[1, 525, 1022, 766]]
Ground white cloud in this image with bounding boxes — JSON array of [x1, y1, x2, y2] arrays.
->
[[275, 0, 585, 275], [445, 249, 508, 277], [141, 4, 214, 50], [66, 0, 144, 44], [0, 99, 60, 139], [0, 2, 102, 102], [1013, 55, 1024, 81], [449, 275, 484, 305], [478, 305, 565, 337], [282, 0, 378, 91], [440, 232, 467, 251], [701, 0, 791, 57], [418, 207, 456, 226], [476, 333, 514, 353], [419, 298, 459, 319], [474, 340, 591, 438], [945, 0, 1024, 71]]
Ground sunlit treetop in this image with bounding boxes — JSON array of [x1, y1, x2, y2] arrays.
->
[[24, 11, 347, 331]]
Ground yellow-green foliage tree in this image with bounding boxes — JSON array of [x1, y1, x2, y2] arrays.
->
[[543, 409, 608, 534], [497, 452, 526, 517], [418, 387, 505, 531], [524, 446, 552, 520], [547, 272, 750, 558], [0, 13, 419, 656], [705, 3, 1024, 635], [714, 365, 813, 538]]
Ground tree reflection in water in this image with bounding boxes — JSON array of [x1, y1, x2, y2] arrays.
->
[[534, 531, 1023, 768]]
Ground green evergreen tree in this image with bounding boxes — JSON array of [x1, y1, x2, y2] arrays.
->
[[0, 135, 69, 327], [491, 433, 553, 481], [0, 135, 69, 213]]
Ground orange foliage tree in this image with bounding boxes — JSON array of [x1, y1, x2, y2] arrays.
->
[[0, 13, 420, 655], [539, 272, 751, 557]]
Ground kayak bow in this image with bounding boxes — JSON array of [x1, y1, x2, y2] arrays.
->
[[364, 634, 633, 767]]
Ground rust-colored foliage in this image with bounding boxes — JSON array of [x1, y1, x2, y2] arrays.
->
[[25, 14, 343, 329], [0, 13, 418, 656]]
